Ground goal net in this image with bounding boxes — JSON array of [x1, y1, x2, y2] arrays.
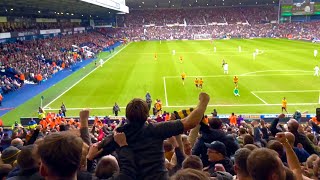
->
[[193, 34, 212, 40]]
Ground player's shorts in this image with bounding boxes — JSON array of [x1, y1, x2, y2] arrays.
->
[[195, 84, 198, 87], [282, 107, 287, 110], [199, 84, 203, 87], [182, 78, 185, 80]]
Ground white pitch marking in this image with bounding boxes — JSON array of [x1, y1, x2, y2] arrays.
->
[[163, 73, 312, 79], [252, 90, 320, 93], [163, 77, 169, 106], [240, 70, 312, 76], [43, 43, 131, 108], [251, 92, 268, 104]]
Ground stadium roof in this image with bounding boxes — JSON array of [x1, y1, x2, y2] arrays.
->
[[126, 0, 279, 9], [0, 0, 119, 18]]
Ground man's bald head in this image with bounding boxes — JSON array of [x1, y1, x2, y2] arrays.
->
[[95, 155, 119, 179], [287, 119, 299, 133], [11, 138, 23, 149], [284, 132, 295, 147]]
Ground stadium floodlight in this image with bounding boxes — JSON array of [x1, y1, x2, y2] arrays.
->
[[10, 8, 13, 11], [38, 11, 41, 13]]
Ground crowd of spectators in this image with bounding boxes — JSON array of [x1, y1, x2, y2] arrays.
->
[[0, 32, 115, 94], [0, 22, 82, 33], [124, 6, 277, 27], [0, 92, 319, 180], [120, 21, 320, 40], [114, 6, 319, 41]]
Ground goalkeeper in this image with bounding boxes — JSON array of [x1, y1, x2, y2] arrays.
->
[[234, 87, 240, 96]]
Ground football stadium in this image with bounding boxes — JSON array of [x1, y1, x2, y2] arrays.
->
[[0, 0, 319, 179]]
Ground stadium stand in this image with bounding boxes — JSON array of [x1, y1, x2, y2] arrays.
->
[[0, 1, 320, 180]]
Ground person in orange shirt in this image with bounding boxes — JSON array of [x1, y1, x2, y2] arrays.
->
[[0, 93, 3, 106], [199, 78, 203, 90], [165, 113, 170, 121], [181, 72, 186, 85], [233, 76, 238, 86], [36, 74, 42, 84], [49, 119, 56, 129], [229, 112, 237, 126], [61, 62, 65, 69], [282, 97, 288, 114], [19, 73, 25, 83], [311, 116, 319, 125], [40, 119, 48, 130], [55, 116, 62, 125], [194, 78, 199, 89], [156, 100, 162, 115]]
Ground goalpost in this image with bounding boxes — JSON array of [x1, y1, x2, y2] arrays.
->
[[193, 34, 212, 40]]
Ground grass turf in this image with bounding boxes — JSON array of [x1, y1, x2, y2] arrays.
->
[[2, 38, 320, 125]]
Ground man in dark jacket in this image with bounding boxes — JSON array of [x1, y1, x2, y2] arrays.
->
[[192, 118, 239, 167], [99, 92, 210, 180], [113, 103, 120, 116], [7, 145, 44, 180], [287, 119, 319, 155], [204, 141, 235, 175], [293, 110, 302, 123]]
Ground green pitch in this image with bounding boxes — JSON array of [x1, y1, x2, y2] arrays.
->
[[2, 39, 320, 125]]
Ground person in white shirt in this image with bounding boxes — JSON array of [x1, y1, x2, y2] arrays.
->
[[223, 63, 229, 74], [172, 50, 176, 55], [314, 50, 318, 58], [314, 65, 319, 76], [214, 46, 217, 53], [100, 59, 104, 67]]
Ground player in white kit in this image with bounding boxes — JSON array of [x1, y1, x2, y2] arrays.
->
[[314, 65, 319, 76], [100, 59, 104, 67], [172, 50, 176, 55], [223, 63, 229, 74], [238, 46, 241, 53], [314, 50, 318, 58], [214, 46, 217, 53]]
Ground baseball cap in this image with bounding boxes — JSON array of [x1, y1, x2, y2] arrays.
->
[[205, 141, 227, 156]]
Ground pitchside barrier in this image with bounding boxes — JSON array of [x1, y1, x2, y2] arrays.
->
[[19, 114, 315, 126]]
